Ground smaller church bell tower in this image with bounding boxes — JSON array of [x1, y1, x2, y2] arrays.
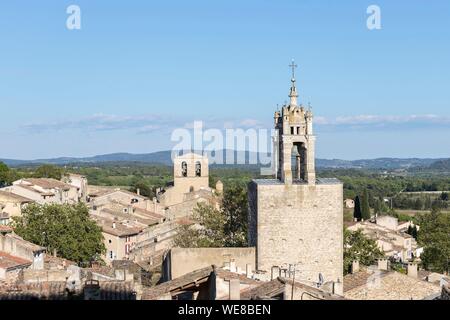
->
[[273, 60, 316, 185]]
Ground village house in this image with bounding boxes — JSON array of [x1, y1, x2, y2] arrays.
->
[[0, 191, 33, 225], [0, 226, 46, 284], [62, 173, 88, 202], [91, 215, 144, 264], [87, 187, 153, 211], [1, 178, 79, 205], [347, 216, 421, 262], [344, 199, 355, 209]]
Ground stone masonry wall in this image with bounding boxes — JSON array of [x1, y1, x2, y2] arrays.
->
[[248, 181, 343, 287]]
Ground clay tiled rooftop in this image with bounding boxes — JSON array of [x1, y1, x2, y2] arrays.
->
[[0, 225, 13, 233], [142, 266, 214, 300], [17, 185, 55, 196], [0, 252, 32, 270], [344, 269, 441, 300], [98, 208, 160, 226], [22, 178, 72, 190], [0, 282, 67, 300], [5, 233, 45, 252], [91, 214, 143, 237], [240, 279, 285, 300], [0, 191, 34, 203]]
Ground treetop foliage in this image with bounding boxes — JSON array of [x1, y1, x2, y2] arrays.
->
[[12, 203, 106, 265]]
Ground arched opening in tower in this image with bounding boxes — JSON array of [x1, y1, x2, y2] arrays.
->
[[195, 161, 202, 177], [291, 142, 307, 182]]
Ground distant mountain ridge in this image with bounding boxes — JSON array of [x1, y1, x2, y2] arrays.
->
[[1, 151, 447, 170]]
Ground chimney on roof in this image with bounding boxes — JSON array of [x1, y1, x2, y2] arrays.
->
[[112, 222, 116, 229], [136, 188, 140, 196], [229, 279, 241, 300], [333, 278, 343, 296], [230, 259, 236, 273], [377, 259, 388, 271], [351, 260, 360, 274], [271, 266, 280, 281], [407, 262, 418, 278], [246, 264, 253, 278]]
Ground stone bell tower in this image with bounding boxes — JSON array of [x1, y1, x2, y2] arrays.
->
[[248, 61, 343, 295], [273, 61, 316, 185]]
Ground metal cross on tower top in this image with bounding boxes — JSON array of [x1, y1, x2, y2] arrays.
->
[[289, 59, 298, 79]]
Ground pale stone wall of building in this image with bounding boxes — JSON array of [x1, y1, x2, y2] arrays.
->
[[102, 232, 137, 264], [248, 180, 343, 287], [0, 202, 23, 219], [167, 247, 256, 280]]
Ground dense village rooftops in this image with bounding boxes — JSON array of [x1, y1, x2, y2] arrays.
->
[[0, 282, 67, 300], [0, 281, 136, 300], [0, 252, 32, 270], [239, 277, 345, 300], [0, 191, 34, 203], [344, 268, 441, 300], [349, 221, 414, 240], [252, 178, 342, 185]]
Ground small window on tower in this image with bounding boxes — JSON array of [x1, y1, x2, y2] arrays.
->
[[290, 127, 294, 135], [181, 162, 188, 177], [195, 161, 201, 177]]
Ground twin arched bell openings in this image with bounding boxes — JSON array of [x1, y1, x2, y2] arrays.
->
[[180, 161, 202, 177]]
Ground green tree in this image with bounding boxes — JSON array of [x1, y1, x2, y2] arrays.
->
[[417, 208, 450, 273], [414, 198, 424, 210], [361, 189, 371, 221], [34, 164, 63, 180], [173, 203, 226, 248], [131, 180, 154, 198], [0, 162, 11, 187], [412, 225, 418, 240], [441, 192, 449, 202], [172, 224, 203, 248], [222, 184, 248, 247], [344, 229, 384, 274], [353, 196, 362, 221], [373, 198, 381, 215], [12, 203, 106, 265], [173, 184, 249, 248]]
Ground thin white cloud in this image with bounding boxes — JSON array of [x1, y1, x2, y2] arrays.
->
[[22, 114, 266, 134], [21, 113, 450, 135]]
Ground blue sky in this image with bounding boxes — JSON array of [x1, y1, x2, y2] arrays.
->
[[0, 0, 449, 160]]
